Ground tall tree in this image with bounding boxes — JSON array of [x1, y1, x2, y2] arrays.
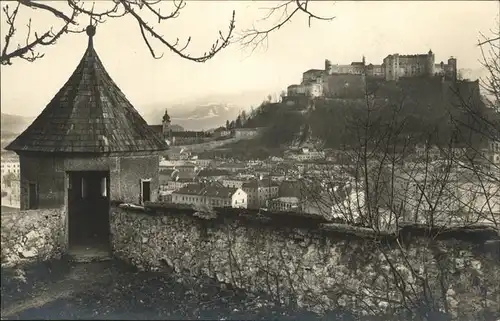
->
[[280, 90, 287, 102], [240, 110, 247, 124], [235, 115, 242, 128]]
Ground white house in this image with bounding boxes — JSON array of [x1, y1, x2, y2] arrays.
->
[[233, 128, 259, 139], [1, 156, 20, 176], [172, 183, 248, 208]]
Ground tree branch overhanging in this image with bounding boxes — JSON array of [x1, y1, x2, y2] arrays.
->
[[120, 0, 235, 63], [1, 0, 335, 65], [237, 0, 335, 53], [1, 2, 82, 65], [1, 0, 236, 65]]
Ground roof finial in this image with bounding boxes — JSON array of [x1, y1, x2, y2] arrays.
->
[[86, 25, 96, 38], [86, 2, 96, 45]]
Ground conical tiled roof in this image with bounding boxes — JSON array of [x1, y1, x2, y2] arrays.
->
[[5, 25, 169, 154]]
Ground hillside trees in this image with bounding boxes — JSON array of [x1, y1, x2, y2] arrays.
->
[[0, 0, 331, 65]]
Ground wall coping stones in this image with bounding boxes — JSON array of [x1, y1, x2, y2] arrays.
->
[[113, 201, 500, 245]]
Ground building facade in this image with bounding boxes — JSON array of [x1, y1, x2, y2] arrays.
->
[[303, 69, 325, 84], [320, 50, 457, 83], [383, 50, 457, 81], [268, 196, 301, 212], [222, 177, 250, 189], [325, 58, 367, 76], [242, 179, 280, 209], [1, 156, 20, 176], [172, 183, 248, 208]]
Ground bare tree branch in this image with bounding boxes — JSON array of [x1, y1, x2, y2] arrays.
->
[[1, 2, 81, 65], [237, 0, 335, 53], [477, 35, 500, 47], [17, 0, 76, 24], [120, 0, 235, 63], [1, 0, 236, 65]]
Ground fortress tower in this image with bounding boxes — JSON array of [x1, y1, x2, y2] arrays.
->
[[325, 59, 332, 74], [426, 49, 435, 76], [447, 57, 457, 81]]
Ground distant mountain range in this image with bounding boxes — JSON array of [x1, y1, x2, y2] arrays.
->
[[0, 89, 280, 141], [1, 113, 33, 138], [143, 89, 282, 130], [1, 113, 33, 151]]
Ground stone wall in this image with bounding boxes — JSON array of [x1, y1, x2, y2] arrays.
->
[[19, 154, 160, 209], [118, 155, 160, 204], [19, 154, 65, 209], [323, 74, 366, 99], [1, 208, 65, 267], [111, 203, 500, 320]]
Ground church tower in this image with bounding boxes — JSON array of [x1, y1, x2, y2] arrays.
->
[[162, 109, 172, 142]]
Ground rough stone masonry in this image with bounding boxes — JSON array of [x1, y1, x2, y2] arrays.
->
[[1, 208, 66, 267], [110, 203, 500, 320]]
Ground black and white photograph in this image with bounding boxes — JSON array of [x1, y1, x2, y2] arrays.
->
[[1, 0, 499, 320]]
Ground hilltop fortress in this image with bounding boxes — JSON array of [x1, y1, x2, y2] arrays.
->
[[287, 50, 458, 99]]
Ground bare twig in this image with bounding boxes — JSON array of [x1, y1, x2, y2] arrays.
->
[[1, 3, 80, 65], [1, 0, 236, 64], [120, 0, 235, 62], [237, 0, 335, 53]]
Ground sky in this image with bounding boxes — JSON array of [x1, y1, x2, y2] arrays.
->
[[0, 1, 498, 117]]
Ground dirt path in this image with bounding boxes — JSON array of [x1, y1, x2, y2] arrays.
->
[[1, 262, 114, 318], [1, 259, 325, 320]]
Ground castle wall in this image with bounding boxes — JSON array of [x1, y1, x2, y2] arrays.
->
[[383, 53, 434, 81], [111, 203, 500, 319], [1, 208, 66, 267], [322, 74, 366, 99]]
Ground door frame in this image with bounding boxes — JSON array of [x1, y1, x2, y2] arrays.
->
[[66, 170, 111, 249]]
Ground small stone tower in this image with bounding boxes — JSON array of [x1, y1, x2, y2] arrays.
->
[[447, 56, 457, 81], [5, 24, 169, 252], [426, 49, 435, 76], [325, 59, 332, 74]]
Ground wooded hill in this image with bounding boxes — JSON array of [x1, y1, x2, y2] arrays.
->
[[224, 77, 497, 156]]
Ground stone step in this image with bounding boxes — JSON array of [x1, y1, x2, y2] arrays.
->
[[68, 254, 112, 264], [67, 246, 112, 263]]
